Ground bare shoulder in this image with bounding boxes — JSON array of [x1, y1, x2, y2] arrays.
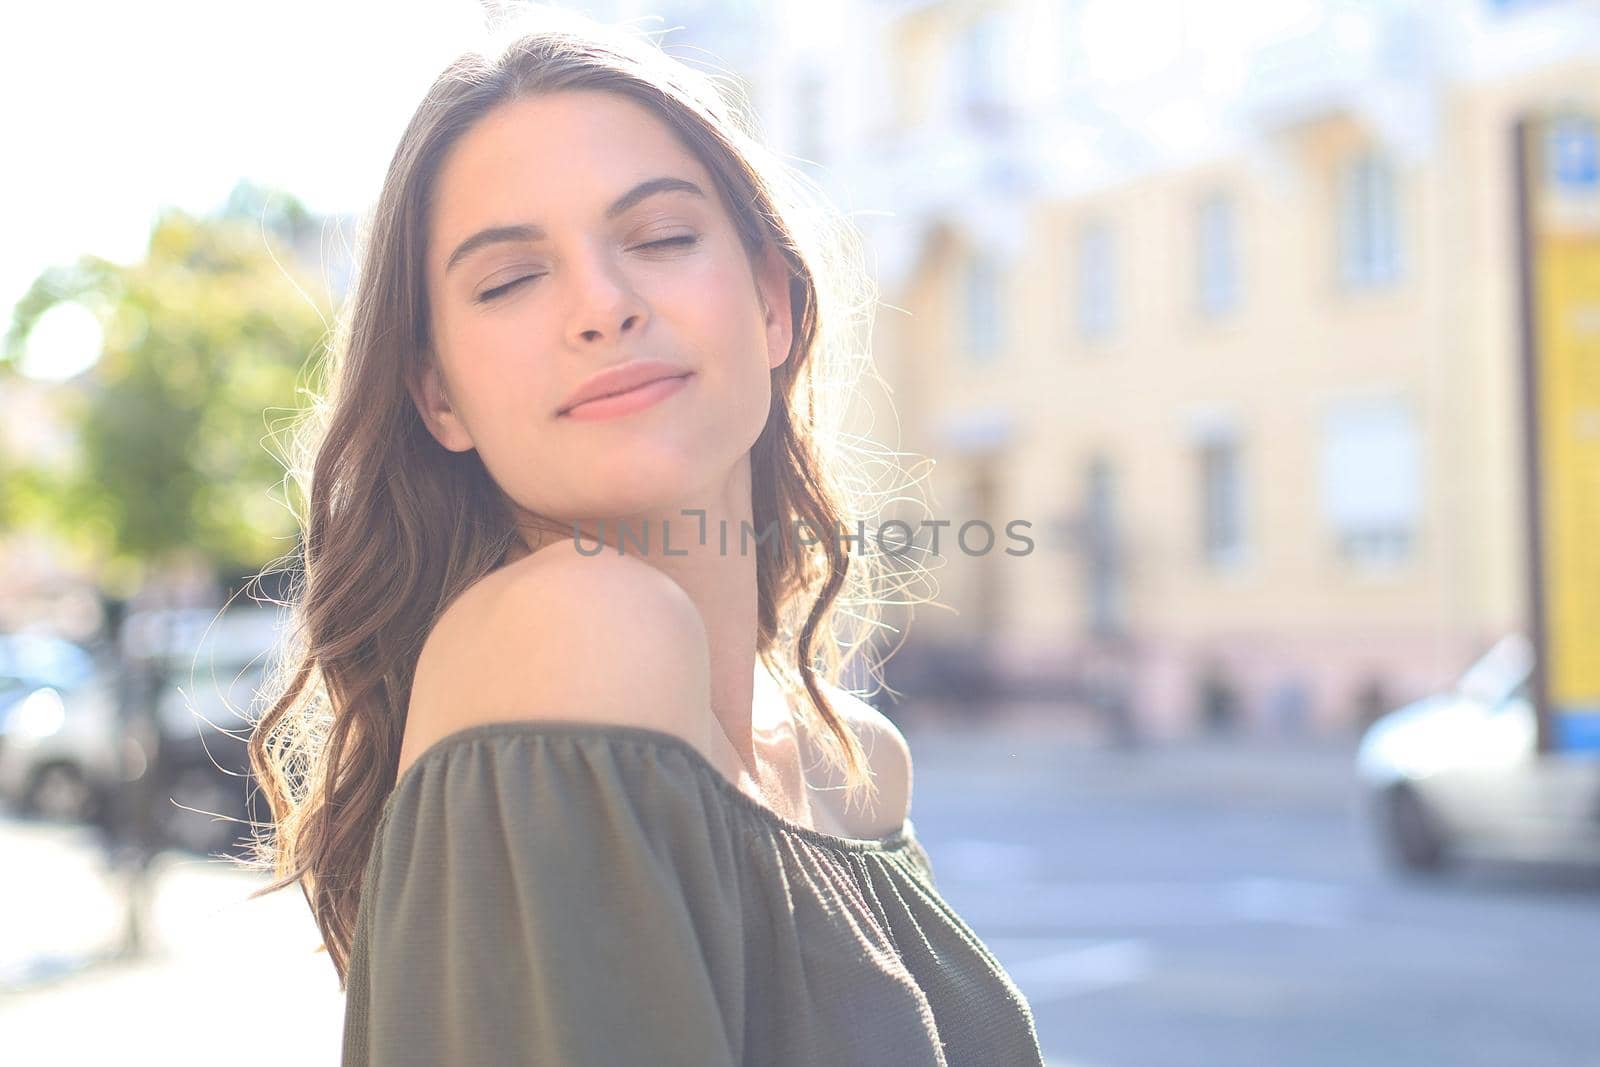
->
[[815, 679, 915, 826], [397, 546, 714, 781]]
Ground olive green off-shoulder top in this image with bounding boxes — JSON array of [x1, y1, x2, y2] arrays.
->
[[340, 722, 1045, 1066]]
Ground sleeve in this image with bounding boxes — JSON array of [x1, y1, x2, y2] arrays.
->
[[341, 727, 743, 1067]]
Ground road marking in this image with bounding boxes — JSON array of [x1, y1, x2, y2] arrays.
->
[[932, 838, 1046, 881], [982, 936, 1152, 1002], [1220, 877, 1352, 926], [949, 876, 1356, 929]]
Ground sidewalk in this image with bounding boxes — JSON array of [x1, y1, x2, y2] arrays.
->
[[0, 820, 344, 1065]]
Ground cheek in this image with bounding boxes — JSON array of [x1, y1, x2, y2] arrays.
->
[[686, 291, 775, 436], [442, 307, 552, 397], [682, 263, 772, 375]]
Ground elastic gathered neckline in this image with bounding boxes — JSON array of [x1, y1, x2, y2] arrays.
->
[[386, 719, 916, 855]]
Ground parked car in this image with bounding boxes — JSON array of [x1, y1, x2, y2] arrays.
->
[[1356, 634, 1600, 873], [0, 633, 119, 823], [120, 604, 290, 856]]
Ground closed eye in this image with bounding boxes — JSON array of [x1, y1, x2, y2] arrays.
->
[[475, 274, 542, 303], [474, 235, 701, 304]]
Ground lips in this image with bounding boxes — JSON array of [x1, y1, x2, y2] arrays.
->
[[577, 374, 685, 407], [557, 358, 695, 416], [559, 372, 693, 421]]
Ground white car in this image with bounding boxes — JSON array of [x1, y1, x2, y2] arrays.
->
[[0, 607, 289, 851], [119, 604, 291, 855], [1356, 634, 1600, 873], [0, 633, 119, 823]]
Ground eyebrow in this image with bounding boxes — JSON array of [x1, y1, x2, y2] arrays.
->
[[442, 176, 708, 276]]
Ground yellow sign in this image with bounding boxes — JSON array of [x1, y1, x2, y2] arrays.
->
[[1525, 113, 1600, 751]]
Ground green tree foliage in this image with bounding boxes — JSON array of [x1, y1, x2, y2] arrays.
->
[[1, 181, 331, 595]]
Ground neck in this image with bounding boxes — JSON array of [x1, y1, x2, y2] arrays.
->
[[514, 454, 776, 775]]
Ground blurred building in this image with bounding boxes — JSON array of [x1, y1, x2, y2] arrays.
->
[[14, 0, 1594, 739], [731, 0, 1600, 738]]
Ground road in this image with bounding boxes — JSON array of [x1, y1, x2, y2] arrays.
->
[[903, 722, 1600, 1067], [2, 722, 1597, 1065]]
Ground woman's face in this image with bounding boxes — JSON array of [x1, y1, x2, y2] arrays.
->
[[415, 89, 793, 537]]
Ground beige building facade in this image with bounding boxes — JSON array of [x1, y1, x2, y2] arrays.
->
[[853, 8, 1600, 739]]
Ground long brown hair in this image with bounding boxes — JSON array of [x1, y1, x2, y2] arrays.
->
[[241, 6, 921, 987]]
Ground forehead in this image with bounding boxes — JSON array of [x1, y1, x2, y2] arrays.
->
[[430, 90, 713, 243]]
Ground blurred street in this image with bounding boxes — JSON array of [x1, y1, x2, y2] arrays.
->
[[3, 714, 1598, 1066], [4, 2, 1599, 1065], [906, 714, 1600, 1067]]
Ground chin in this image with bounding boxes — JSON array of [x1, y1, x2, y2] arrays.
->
[[568, 452, 707, 517]]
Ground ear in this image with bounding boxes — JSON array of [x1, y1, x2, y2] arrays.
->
[[410, 356, 475, 453], [753, 242, 795, 371]]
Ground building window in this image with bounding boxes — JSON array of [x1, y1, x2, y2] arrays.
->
[[1198, 433, 1246, 567], [1197, 192, 1240, 317], [1547, 114, 1599, 194], [964, 253, 1002, 362], [1338, 151, 1402, 288], [1487, 0, 1563, 13], [1320, 399, 1420, 566], [1077, 221, 1117, 341], [1084, 455, 1123, 637], [960, 12, 1007, 123]]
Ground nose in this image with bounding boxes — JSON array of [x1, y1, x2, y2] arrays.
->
[[563, 244, 647, 349]]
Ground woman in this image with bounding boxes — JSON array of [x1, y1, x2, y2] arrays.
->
[[245, 8, 1044, 1065]]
